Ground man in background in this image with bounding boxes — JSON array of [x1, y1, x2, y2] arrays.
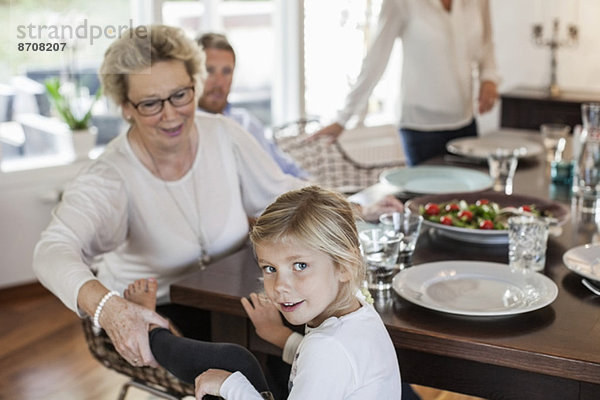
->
[[197, 33, 308, 179]]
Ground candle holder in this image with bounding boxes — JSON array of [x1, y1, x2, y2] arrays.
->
[[531, 18, 578, 97]]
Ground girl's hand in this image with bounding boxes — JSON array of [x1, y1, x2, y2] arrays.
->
[[241, 292, 293, 349], [195, 369, 232, 399]]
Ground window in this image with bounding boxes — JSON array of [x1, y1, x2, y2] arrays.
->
[[4, 0, 131, 83], [1, 0, 130, 167], [162, 0, 274, 125], [304, 0, 401, 126]]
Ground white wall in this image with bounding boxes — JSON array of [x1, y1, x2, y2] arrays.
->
[[0, 162, 87, 288], [479, 0, 600, 133]]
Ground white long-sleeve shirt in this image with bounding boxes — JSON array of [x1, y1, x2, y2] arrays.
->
[[336, 0, 500, 131], [197, 105, 309, 179], [33, 113, 305, 313], [222, 105, 309, 179], [219, 297, 402, 399]]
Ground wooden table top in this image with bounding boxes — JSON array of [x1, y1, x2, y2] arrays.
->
[[171, 131, 600, 397]]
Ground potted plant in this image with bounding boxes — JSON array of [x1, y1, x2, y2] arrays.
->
[[44, 77, 102, 159]]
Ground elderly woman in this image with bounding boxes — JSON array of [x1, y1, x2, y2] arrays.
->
[[33, 25, 402, 371]]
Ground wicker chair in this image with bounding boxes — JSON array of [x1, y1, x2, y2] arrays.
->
[[81, 317, 195, 400], [82, 318, 275, 400], [272, 118, 405, 193]]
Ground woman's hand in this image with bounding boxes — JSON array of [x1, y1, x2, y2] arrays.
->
[[195, 369, 232, 399], [360, 194, 404, 222], [78, 280, 169, 368], [478, 80, 498, 114], [99, 296, 169, 367], [241, 292, 292, 349], [306, 122, 344, 144]]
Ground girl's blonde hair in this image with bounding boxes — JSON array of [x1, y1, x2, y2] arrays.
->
[[250, 186, 365, 316], [99, 24, 205, 106]]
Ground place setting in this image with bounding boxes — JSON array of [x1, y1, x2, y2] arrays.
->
[[391, 260, 558, 317], [357, 202, 560, 317], [365, 132, 541, 204]]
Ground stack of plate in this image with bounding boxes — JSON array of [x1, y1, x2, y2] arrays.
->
[[446, 135, 543, 160]]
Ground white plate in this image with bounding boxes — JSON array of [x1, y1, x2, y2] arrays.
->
[[380, 166, 492, 195], [393, 261, 558, 316], [446, 136, 543, 160], [562, 244, 600, 282], [406, 191, 570, 245]]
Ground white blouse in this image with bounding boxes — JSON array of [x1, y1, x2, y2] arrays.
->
[[336, 0, 500, 131]]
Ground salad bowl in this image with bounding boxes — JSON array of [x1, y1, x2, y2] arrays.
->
[[406, 191, 569, 244]]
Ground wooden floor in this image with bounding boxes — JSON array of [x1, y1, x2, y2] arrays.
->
[[0, 283, 484, 400]]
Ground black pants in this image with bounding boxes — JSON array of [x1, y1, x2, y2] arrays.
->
[[157, 304, 289, 399], [149, 328, 270, 393], [400, 119, 478, 166], [155, 304, 417, 399], [157, 303, 212, 341]]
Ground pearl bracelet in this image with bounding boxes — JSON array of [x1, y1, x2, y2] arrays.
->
[[93, 290, 119, 330]]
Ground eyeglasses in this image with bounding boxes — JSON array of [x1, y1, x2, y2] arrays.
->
[[128, 86, 195, 116]]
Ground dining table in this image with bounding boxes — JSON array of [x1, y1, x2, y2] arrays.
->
[[171, 130, 600, 400]]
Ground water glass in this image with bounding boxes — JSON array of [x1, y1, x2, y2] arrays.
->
[[541, 123, 570, 162], [379, 210, 423, 269], [574, 103, 600, 201], [359, 228, 403, 291], [508, 216, 549, 272], [487, 149, 519, 195]]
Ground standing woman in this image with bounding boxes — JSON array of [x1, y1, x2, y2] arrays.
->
[[312, 0, 500, 166]]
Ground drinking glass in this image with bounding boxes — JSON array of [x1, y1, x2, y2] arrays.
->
[[379, 210, 423, 269], [508, 215, 549, 272], [574, 103, 600, 205], [487, 149, 518, 195], [550, 159, 574, 185], [541, 123, 570, 162], [359, 228, 403, 291]]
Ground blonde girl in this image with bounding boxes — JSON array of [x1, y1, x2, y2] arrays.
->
[[196, 185, 402, 399]]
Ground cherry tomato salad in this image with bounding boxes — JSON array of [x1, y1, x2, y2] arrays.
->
[[419, 199, 547, 230]]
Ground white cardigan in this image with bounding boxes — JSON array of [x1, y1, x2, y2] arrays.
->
[[33, 113, 304, 313]]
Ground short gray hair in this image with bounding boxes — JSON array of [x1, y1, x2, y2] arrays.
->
[[99, 25, 205, 105]]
